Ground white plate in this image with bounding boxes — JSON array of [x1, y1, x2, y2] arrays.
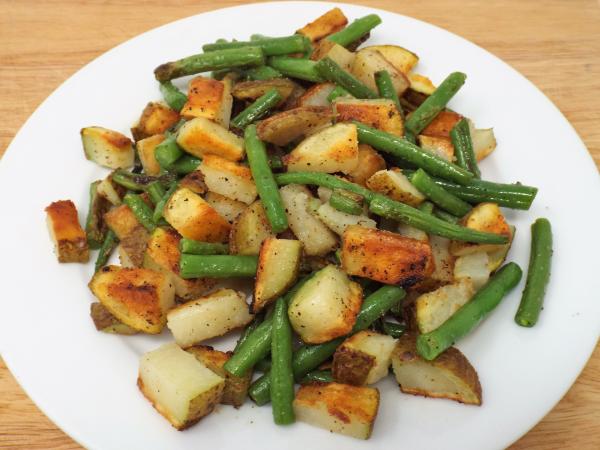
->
[[1, 2, 599, 449]]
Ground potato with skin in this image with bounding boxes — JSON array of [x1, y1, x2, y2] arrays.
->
[[89, 265, 175, 334], [178, 169, 207, 195], [391, 333, 482, 405], [138, 343, 225, 430], [45, 200, 89, 263], [187, 345, 252, 408], [177, 117, 245, 162], [232, 78, 298, 105], [366, 168, 425, 207], [415, 279, 475, 334], [421, 110, 462, 138], [413, 235, 455, 292], [346, 144, 386, 186], [288, 265, 362, 344], [205, 192, 246, 224], [199, 154, 257, 205], [104, 204, 150, 267], [341, 225, 434, 285], [332, 331, 397, 385], [90, 302, 137, 335], [81, 126, 134, 169], [229, 200, 274, 255], [164, 187, 230, 243], [136, 134, 165, 176], [131, 102, 180, 141], [334, 98, 404, 137], [450, 203, 512, 256], [293, 382, 380, 440], [256, 106, 334, 146], [181, 76, 232, 127], [352, 48, 409, 95], [296, 7, 348, 42]]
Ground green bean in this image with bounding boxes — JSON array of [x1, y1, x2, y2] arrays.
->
[[327, 14, 382, 47], [450, 118, 480, 178], [270, 296, 295, 425], [159, 81, 187, 111], [355, 122, 473, 184], [375, 70, 404, 118], [329, 189, 363, 215], [268, 56, 324, 83], [245, 65, 283, 80], [170, 155, 201, 175], [112, 171, 145, 191], [382, 321, 406, 338], [203, 35, 309, 56], [417, 262, 523, 360], [326, 85, 352, 102], [154, 134, 183, 169], [433, 208, 460, 224], [232, 89, 282, 129], [268, 153, 284, 170], [244, 125, 288, 233], [352, 285, 406, 332], [300, 370, 334, 384], [85, 180, 106, 249], [274, 172, 373, 200], [515, 219, 553, 327], [179, 239, 229, 255], [145, 181, 165, 205], [235, 318, 262, 352], [404, 72, 467, 136], [315, 58, 378, 99], [94, 230, 118, 272], [410, 169, 472, 217], [123, 193, 156, 232], [152, 183, 178, 223], [418, 201, 434, 215], [179, 254, 258, 279], [154, 47, 265, 81], [255, 358, 272, 373]]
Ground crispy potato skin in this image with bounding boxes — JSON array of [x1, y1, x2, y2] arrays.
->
[[332, 346, 374, 386], [296, 7, 348, 42], [229, 200, 274, 255], [181, 76, 225, 121], [179, 169, 207, 195], [90, 302, 137, 334], [131, 102, 180, 141], [45, 200, 89, 263], [346, 144, 386, 186], [104, 204, 149, 267], [421, 110, 462, 138], [232, 79, 298, 105], [335, 98, 404, 137], [450, 203, 512, 255], [136, 134, 165, 176], [256, 106, 334, 146], [341, 225, 433, 285]]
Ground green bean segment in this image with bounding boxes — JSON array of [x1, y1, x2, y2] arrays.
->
[[159, 81, 188, 111], [315, 58, 378, 99], [123, 193, 156, 232], [154, 134, 183, 170], [270, 296, 295, 425], [451, 118, 480, 178], [327, 14, 382, 47], [203, 35, 310, 56], [268, 57, 324, 82], [329, 189, 363, 215], [179, 254, 258, 279], [94, 229, 118, 272], [375, 70, 404, 118], [232, 89, 282, 129], [327, 85, 352, 102], [179, 239, 229, 255], [410, 169, 472, 217], [300, 370, 334, 384]]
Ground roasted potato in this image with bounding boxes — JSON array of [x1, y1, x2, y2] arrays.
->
[[468, 120, 497, 161], [408, 72, 436, 95], [45, 200, 89, 263], [96, 172, 125, 206], [232, 78, 298, 106], [413, 235, 455, 292], [178, 169, 207, 195], [417, 135, 455, 162], [136, 134, 165, 176], [487, 225, 515, 272], [362, 45, 418, 74], [181, 76, 232, 127], [341, 225, 433, 285], [199, 154, 257, 204], [297, 83, 336, 107], [346, 144, 386, 186], [280, 184, 337, 256], [288, 265, 362, 344], [256, 106, 334, 146], [131, 102, 180, 141], [205, 192, 246, 224], [90, 302, 137, 335], [177, 117, 245, 162], [415, 279, 475, 334], [334, 98, 404, 137], [167, 288, 253, 347], [296, 7, 348, 42], [391, 334, 482, 405], [293, 382, 380, 440], [366, 168, 425, 207], [284, 123, 359, 174], [138, 343, 225, 430], [315, 202, 376, 236], [310, 40, 355, 72], [421, 110, 462, 138], [81, 126, 134, 169], [454, 252, 491, 290], [163, 187, 230, 242], [397, 223, 429, 242], [332, 330, 397, 385], [104, 204, 150, 267], [253, 238, 302, 313], [229, 200, 274, 255], [89, 265, 175, 333], [352, 48, 409, 95], [187, 345, 252, 408]]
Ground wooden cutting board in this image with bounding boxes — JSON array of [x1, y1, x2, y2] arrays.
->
[[0, 1, 598, 449]]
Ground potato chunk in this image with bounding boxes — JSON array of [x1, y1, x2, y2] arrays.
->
[[288, 265, 362, 344], [177, 117, 244, 161], [199, 154, 257, 204], [181, 76, 231, 127], [391, 334, 482, 405], [229, 200, 274, 255], [164, 187, 230, 242], [332, 331, 397, 385], [81, 126, 134, 169], [418, 135, 455, 162], [294, 382, 379, 440], [187, 345, 252, 408], [362, 45, 418, 74], [232, 79, 298, 105], [144, 228, 216, 300], [45, 200, 89, 263], [280, 184, 337, 256], [104, 204, 150, 267], [334, 98, 404, 136], [315, 202, 376, 236], [131, 102, 180, 141], [342, 225, 433, 285], [97, 173, 125, 206], [138, 343, 225, 430], [346, 144, 386, 186], [284, 123, 359, 174], [311, 41, 355, 72], [167, 289, 253, 347], [89, 266, 175, 333], [454, 252, 491, 290], [296, 7, 348, 42], [178, 169, 207, 195], [136, 134, 165, 176], [468, 120, 497, 162], [414, 235, 455, 292], [366, 168, 425, 206], [297, 83, 336, 108], [408, 73, 436, 95], [256, 106, 334, 146], [205, 192, 246, 224], [90, 302, 137, 335], [352, 48, 409, 95], [253, 238, 302, 313], [415, 279, 475, 334], [421, 110, 462, 138]]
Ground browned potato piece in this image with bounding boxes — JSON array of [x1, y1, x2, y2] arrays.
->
[[164, 187, 230, 242], [297, 83, 336, 107], [177, 117, 245, 162], [450, 203, 512, 256], [181, 76, 232, 127], [232, 79, 298, 106], [362, 45, 418, 74], [366, 168, 425, 207], [89, 265, 175, 334], [296, 7, 348, 42], [104, 204, 149, 267], [81, 126, 134, 169], [415, 279, 475, 333], [136, 134, 165, 176], [97, 172, 126, 206], [352, 48, 409, 95], [310, 41, 355, 72], [187, 345, 252, 408], [256, 106, 334, 146], [131, 102, 180, 141], [335, 98, 404, 136], [90, 302, 137, 335], [205, 192, 246, 224], [391, 334, 482, 405], [229, 200, 274, 255], [418, 135, 455, 162], [199, 154, 257, 204], [346, 144, 386, 186], [293, 382, 380, 440], [413, 235, 455, 293], [178, 169, 207, 195], [341, 225, 433, 285], [408, 73, 436, 95], [45, 200, 89, 263], [421, 110, 462, 138]]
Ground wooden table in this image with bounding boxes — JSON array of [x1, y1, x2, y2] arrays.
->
[[1, 1, 598, 448]]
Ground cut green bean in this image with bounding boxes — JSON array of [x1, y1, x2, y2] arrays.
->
[[515, 218, 553, 327], [255, 358, 272, 373], [355, 122, 473, 185], [203, 35, 310, 56], [410, 169, 472, 217], [245, 65, 283, 80], [235, 318, 262, 352], [417, 262, 523, 360], [94, 230, 118, 272], [300, 370, 334, 384], [268, 56, 324, 82], [123, 193, 156, 232], [112, 171, 145, 191], [405, 72, 467, 136], [270, 296, 295, 425], [329, 189, 363, 215], [152, 183, 178, 223], [232, 89, 282, 129], [327, 85, 352, 102], [382, 321, 406, 338], [155, 46, 265, 81], [327, 14, 382, 47], [244, 125, 288, 233], [451, 118, 480, 178], [418, 201, 434, 215], [170, 155, 201, 175], [433, 208, 460, 224], [145, 181, 165, 205], [179, 239, 229, 255], [315, 57, 378, 99], [375, 70, 404, 118], [159, 81, 187, 111], [154, 134, 183, 169], [179, 254, 258, 279]]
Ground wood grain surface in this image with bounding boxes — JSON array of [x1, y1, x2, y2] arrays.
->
[[0, 1, 598, 449]]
